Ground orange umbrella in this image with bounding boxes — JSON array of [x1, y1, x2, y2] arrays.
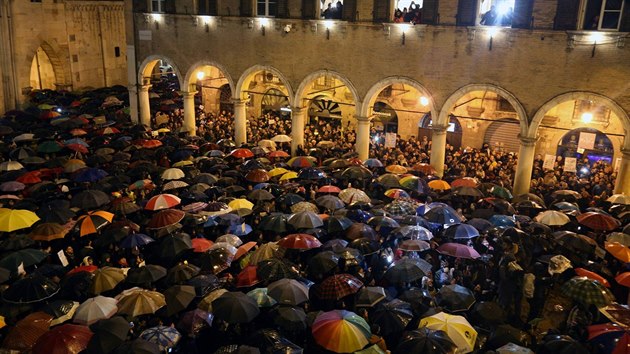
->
[[76, 211, 114, 237], [29, 223, 68, 242], [234, 241, 257, 260], [191, 238, 213, 253], [615, 272, 630, 287], [451, 177, 479, 188], [575, 268, 610, 287], [3, 312, 53, 352], [605, 242, 630, 263]]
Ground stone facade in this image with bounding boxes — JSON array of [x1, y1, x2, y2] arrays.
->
[[0, 0, 127, 113]]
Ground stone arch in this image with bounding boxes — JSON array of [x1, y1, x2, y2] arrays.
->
[[529, 91, 630, 150], [182, 60, 235, 93], [138, 54, 183, 88], [360, 76, 438, 121], [437, 84, 529, 138], [27, 41, 71, 88], [293, 69, 361, 112], [234, 65, 294, 102]]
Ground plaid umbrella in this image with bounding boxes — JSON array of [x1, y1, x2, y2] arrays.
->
[[290, 201, 319, 213], [316, 274, 363, 300], [562, 276, 615, 306], [383, 200, 417, 217]]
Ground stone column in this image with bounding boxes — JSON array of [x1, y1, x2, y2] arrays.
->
[[138, 84, 151, 128], [512, 135, 539, 197], [429, 125, 448, 178], [355, 116, 372, 161], [614, 148, 630, 195], [127, 85, 139, 124], [233, 99, 248, 146], [291, 107, 306, 156], [182, 90, 197, 136]]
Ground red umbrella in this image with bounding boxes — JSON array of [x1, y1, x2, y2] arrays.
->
[[616, 272, 630, 287], [437, 243, 481, 259], [268, 151, 289, 158], [32, 324, 93, 354], [230, 148, 254, 159], [145, 194, 181, 211], [451, 177, 479, 188], [236, 265, 260, 288], [278, 233, 322, 249], [577, 212, 621, 231], [191, 238, 213, 253], [318, 185, 341, 194], [69, 129, 88, 136], [3, 312, 53, 352], [234, 241, 257, 261], [65, 144, 88, 154], [147, 209, 186, 229], [139, 139, 163, 149], [67, 265, 98, 275], [16, 171, 43, 184], [411, 163, 436, 175], [245, 169, 270, 183], [575, 268, 610, 287]]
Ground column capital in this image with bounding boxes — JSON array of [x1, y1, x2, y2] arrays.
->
[[431, 124, 449, 134], [182, 90, 198, 98], [355, 115, 373, 123], [518, 134, 539, 147], [139, 84, 151, 92], [291, 106, 307, 115], [232, 98, 248, 106]]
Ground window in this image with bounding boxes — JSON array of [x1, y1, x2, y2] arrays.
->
[[151, 0, 165, 13], [478, 0, 515, 26], [199, 0, 217, 15], [257, 0, 277, 16], [582, 0, 624, 30], [320, 0, 343, 19], [395, 0, 422, 11], [114, 47, 121, 57]]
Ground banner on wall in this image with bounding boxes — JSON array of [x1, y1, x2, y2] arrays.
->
[[564, 157, 577, 173], [543, 154, 556, 170], [578, 132, 596, 150], [385, 133, 397, 148]]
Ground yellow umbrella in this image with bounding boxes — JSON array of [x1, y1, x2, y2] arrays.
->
[[64, 159, 87, 173], [420, 312, 477, 354], [269, 167, 289, 177], [0, 208, 40, 232], [172, 160, 193, 168], [116, 287, 165, 318], [279, 172, 298, 181], [385, 164, 408, 174], [428, 180, 451, 191], [228, 199, 254, 210]]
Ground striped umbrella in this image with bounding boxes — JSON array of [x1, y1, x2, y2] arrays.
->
[[145, 194, 181, 211], [76, 211, 114, 237], [312, 310, 371, 353]]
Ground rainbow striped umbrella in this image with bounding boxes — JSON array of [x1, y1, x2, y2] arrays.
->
[[312, 310, 371, 353]]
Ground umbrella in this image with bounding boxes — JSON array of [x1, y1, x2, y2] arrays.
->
[[287, 211, 323, 229], [228, 198, 254, 210], [316, 195, 345, 210], [0, 248, 48, 273], [147, 209, 185, 229], [288, 156, 314, 168], [3, 312, 53, 351], [90, 266, 126, 295], [385, 257, 427, 283], [0, 160, 24, 171], [394, 328, 457, 354], [268, 278, 310, 305], [574, 268, 610, 287], [607, 194, 630, 205], [290, 201, 319, 213], [425, 206, 464, 226], [272, 306, 307, 331], [312, 310, 371, 353], [73, 296, 118, 325], [471, 301, 507, 328], [139, 326, 181, 352], [246, 288, 277, 308], [145, 193, 181, 211], [162, 180, 189, 191], [126, 265, 167, 285], [32, 324, 93, 354], [2, 275, 59, 304], [443, 224, 479, 240], [278, 233, 322, 249], [166, 262, 200, 285], [271, 134, 292, 143], [256, 258, 298, 282], [317, 274, 363, 300], [577, 212, 621, 231], [212, 292, 260, 323], [356, 286, 387, 308], [161, 168, 185, 180], [76, 210, 114, 236], [535, 210, 571, 226], [249, 242, 281, 264], [248, 189, 274, 201], [451, 177, 479, 188], [452, 186, 484, 198], [428, 180, 451, 191], [71, 190, 110, 210], [489, 215, 516, 227], [437, 243, 481, 259], [420, 312, 477, 354], [73, 168, 108, 183], [607, 232, 630, 246], [115, 288, 166, 317], [236, 265, 260, 288], [372, 299, 414, 336], [398, 239, 430, 252], [86, 316, 130, 354], [436, 284, 476, 312], [0, 208, 39, 232], [605, 241, 630, 262], [537, 334, 589, 354], [28, 222, 67, 242], [112, 339, 160, 354], [562, 276, 615, 306], [120, 233, 154, 249], [339, 188, 371, 204], [393, 225, 433, 241], [318, 185, 342, 193], [164, 285, 196, 316]]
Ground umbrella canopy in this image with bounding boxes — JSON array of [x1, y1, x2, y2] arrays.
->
[[535, 210, 571, 226], [385, 257, 428, 283], [139, 326, 182, 352], [2, 274, 60, 304], [316, 274, 363, 300], [90, 266, 126, 295], [115, 288, 166, 317], [145, 193, 181, 211], [356, 286, 387, 308], [86, 316, 131, 354], [161, 168, 185, 180], [287, 212, 323, 229], [71, 190, 110, 210], [76, 210, 114, 237], [0, 208, 39, 232], [268, 278, 310, 305], [577, 212, 621, 231], [443, 224, 479, 240], [420, 312, 477, 354], [562, 276, 615, 306], [73, 296, 118, 325], [32, 324, 93, 354], [605, 242, 630, 263], [212, 291, 260, 324], [372, 299, 414, 336], [29, 222, 69, 242], [437, 243, 481, 259], [278, 233, 322, 249], [312, 310, 371, 353], [339, 188, 371, 204], [164, 285, 196, 316], [436, 284, 476, 312], [395, 328, 457, 354], [3, 312, 53, 352]]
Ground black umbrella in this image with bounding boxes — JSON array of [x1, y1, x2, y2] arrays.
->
[[470, 301, 506, 328], [398, 287, 435, 315], [257, 258, 298, 282], [307, 251, 339, 279], [325, 215, 354, 234], [87, 316, 131, 354], [126, 265, 167, 286], [164, 285, 196, 317], [112, 339, 160, 354], [165, 262, 200, 285], [372, 299, 414, 336], [356, 286, 387, 308], [70, 189, 110, 210], [212, 292, 260, 324], [2, 274, 60, 304], [384, 258, 429, 283], [394, 328, 457, 354], [0, 235, 35, 251], [485, 324, 531, 350], [38, 200, 76, 223], [158, 234, 193, 261], [436, 284, 476, 312], [271, 305, 307, 331], [537, 334, 589, 354], [259, 213, 289, 233]]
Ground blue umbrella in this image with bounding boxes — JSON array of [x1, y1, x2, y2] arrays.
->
[[443, 224, 480, 239], [363, 158, 384, 168], [253, 183, 270, 190], [139, 326, 182, 352], [489, 215, 516, 227], [120, 233, 155, 248], [227, 223, 253, 236], [216, 213, 242, 226], [64, 138, 89, 147], [203, 217, 219, 228], [424, 206, 464, 226], [345, 209, 373, 223], [297, 167, 326, 180], [467, 218, 494, 232], [73, 168, 108, 182]]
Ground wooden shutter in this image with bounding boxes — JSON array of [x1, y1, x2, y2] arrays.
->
[[456, 0, 476, 26], [342, 0, 357, 21], [276, 0, 289, 17], [134, 0, 148, 13], [620, 0, 630, 31], [553, 0, 579, 30], [302, 0, 316, 19], [422, 0, 438, 24], [164, 0, 176, 13], [240, 0, 253, 16], [373, 0, 390, 23], [512, 0, 533, 28]]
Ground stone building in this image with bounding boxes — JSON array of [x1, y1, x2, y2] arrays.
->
[[0, 0, 127, 113]]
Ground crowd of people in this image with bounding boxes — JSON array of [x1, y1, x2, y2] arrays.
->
[[0, 85, 627, 354]]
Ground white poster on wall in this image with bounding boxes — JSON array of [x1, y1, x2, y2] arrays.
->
[[564, 157, 577, 173], [543, 154, 556, 170], [385, 133, 397, 148], [578, 132, 596, 150]]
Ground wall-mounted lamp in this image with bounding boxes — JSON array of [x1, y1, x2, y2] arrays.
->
[[419, 96, 429, 106], [487, 27, 499, 50], [400, 24, 411, 45], [196, 71, 205, 81], [581, 112, 593, 123], [589, 32, 604, 57], [259, 18, 270, 36], [324, 20, 334, 40]]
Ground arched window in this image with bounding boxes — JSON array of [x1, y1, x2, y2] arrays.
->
[[556, 127, 614, 164]]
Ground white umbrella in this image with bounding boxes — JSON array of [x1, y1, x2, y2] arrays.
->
[[73, 296, 118, 325], [161, 168, 185, 180], [271, 134, 292, 143]]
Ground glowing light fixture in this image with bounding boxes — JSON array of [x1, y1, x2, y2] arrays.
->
[[487, 27, 499, 50], [420, 96, 429, 106], [196, 71, 205, 80], [581, 112, 593, 123], [259, 18, 269, 36], [400, 24, 411, 45]]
